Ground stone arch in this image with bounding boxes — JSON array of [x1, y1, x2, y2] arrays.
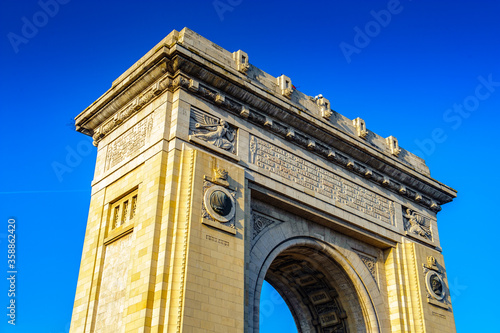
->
[[248, 218, 383, 333]]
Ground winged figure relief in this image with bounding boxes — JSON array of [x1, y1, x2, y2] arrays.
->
[[190, 110, 236, 153], [403, 208, 432, 240]]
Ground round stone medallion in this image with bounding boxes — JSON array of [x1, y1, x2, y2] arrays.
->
[[204, 186, 235, 223], [425, 271, 445, 301]]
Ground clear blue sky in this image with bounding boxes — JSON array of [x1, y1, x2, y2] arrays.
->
[[1, 1, 499, 332]]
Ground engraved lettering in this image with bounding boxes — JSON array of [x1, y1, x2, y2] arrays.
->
[[249, 135, 393, 224], [106, 115, 153, 170]]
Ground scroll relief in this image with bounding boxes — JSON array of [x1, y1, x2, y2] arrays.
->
[[189, 108, 236, 154], [403, 207, 433, 241], [249, 135, 395, 225], [106, 114, 153, 170]]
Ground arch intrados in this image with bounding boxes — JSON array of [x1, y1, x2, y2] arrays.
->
[[253, 237, 380, 333]]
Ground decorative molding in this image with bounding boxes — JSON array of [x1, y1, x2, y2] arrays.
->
[[358, 253, 377, 282], [422, 256, 449, 307], [77, 41, 456, 212], [82, 54, 452, 212], [407, 243, 425, 329], [176, 149, 195, 333], [251, 212, 280, 239], [202, 176, 237, 231], [93, 75, 172, 146], [179, 78, 444, 213]]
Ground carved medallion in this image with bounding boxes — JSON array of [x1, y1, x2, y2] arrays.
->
[[426, 271, 445, 301], [204, 185, 235, 223]]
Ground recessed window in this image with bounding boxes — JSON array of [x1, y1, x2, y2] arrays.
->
[[121, 201, 129, 224], [110, 190, 138, 230], [131, 195, 137, 220], [113, 206, 120, 229]]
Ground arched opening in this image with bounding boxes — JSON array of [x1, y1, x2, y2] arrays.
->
[[253, 240, 370, 333], [259, 281, 297, 333]]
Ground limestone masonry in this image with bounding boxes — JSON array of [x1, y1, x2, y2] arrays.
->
[[70, 28, 457, 332]]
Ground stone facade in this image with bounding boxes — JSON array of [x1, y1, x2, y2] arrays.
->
[[70, 28, 457, 332]]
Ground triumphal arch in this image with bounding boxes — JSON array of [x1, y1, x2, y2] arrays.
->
[[70, 28, 457, 332]]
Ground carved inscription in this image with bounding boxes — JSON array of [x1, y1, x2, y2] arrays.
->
[[250, 135, 393, 224], [106, 115, 153, 170], [205, 234, 230, 247]]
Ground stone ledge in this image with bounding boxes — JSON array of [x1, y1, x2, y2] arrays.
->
[[202, 218, 237, 235], [104, 223, 134, 245], [427, 297, 451, 311]]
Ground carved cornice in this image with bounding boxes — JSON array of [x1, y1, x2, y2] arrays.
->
[[91, 75, 175, 146], [75, 38, 456, 211], [75, 47, 172, 136], [169, 53, 454, 206], [174, 73, 444, 212]]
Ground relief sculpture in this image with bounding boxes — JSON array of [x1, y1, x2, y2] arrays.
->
[[403, 208, 433, 241]]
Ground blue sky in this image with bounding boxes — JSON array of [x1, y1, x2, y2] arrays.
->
[[1, 0, 499, 332]]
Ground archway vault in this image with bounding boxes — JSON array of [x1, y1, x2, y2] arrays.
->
[[250, 234, 382, 333], [265, 246, 357, 332]]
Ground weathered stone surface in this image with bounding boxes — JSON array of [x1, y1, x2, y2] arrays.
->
[[70, 28, 457, 333]]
